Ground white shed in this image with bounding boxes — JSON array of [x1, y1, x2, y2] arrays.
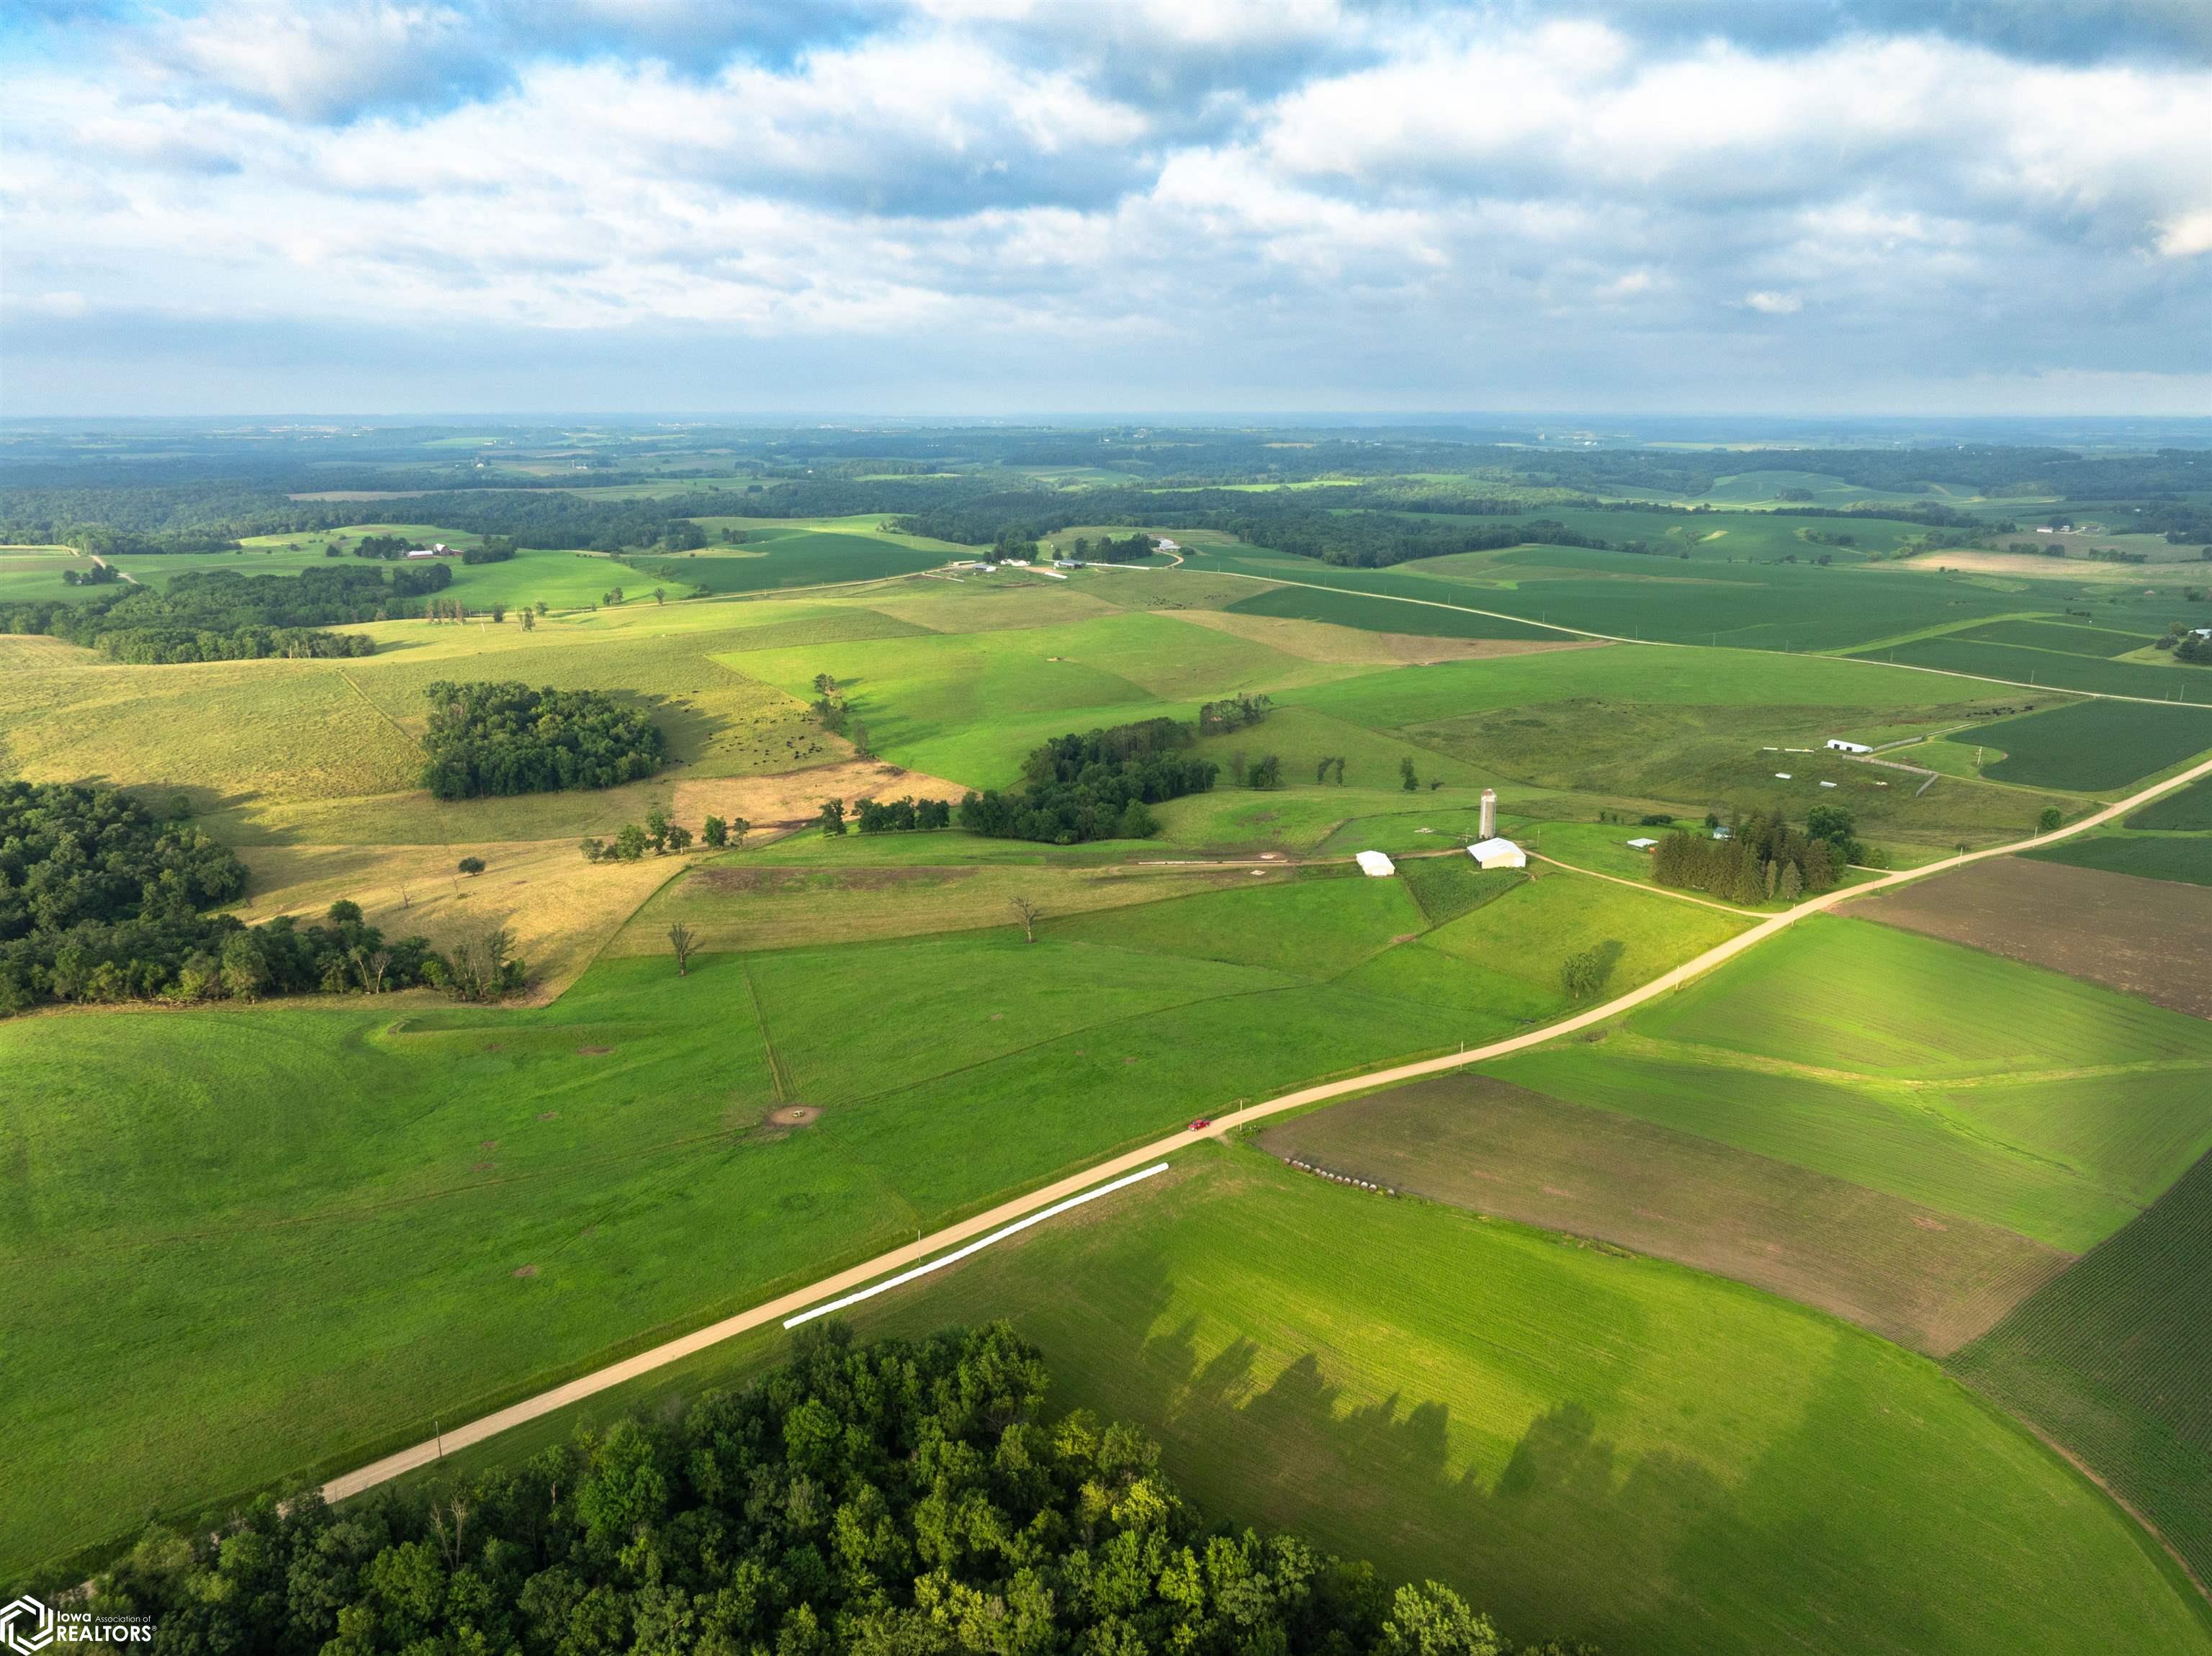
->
[[1825, 739, 1874, 755], [1468, 837, 1527, 870], [1626, 837, 1659, 850], [1355, 850, 1396, 878]]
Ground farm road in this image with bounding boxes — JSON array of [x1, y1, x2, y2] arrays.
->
[[321, 748, 2212, 1508]]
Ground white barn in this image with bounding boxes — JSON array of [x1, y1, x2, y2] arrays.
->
[[1355, 850, 1396, 877], [1825, 739, 1874, 755], [1468, 837, 1527, 870]]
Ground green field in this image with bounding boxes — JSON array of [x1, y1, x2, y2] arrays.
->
[[1958, 618, 2157, 657], [1224, 580, 1560, 639], [1950, 1148, 2212, 1588], [1858, 636, 2212, 703], [2131, 773, 2212, 829], [365, 1147, 2212, 1656], [1969, 699, 2212, 789], [2021, 832, 2212, 887], [0, 854, 1740, 1578], [1485, 917, 2212, 1252], [671, 526, 955, 591]]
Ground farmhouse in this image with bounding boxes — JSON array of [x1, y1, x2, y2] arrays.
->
[[1354, 850, 1396, 877], [1825, 739, 1874, 754], [1468, 837, 1526, 870], [403, 542, 459, 559]]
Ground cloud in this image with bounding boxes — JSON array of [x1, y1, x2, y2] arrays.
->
[[2, 1, 2207, 413]]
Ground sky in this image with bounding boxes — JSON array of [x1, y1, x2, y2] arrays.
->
[[2, 0, 2208, 418]]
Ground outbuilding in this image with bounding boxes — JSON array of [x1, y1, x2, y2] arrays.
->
[[1626, 837, 1659, 850], [1468, 837, 1527, 870], [1825, 739, 1874, 755], [1355, 850, 1396, 877]]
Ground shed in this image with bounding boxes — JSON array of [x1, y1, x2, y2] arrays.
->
[[1825, 739, 1874, 755], [1355, 850, 1396, 878], [1468, 837, 1527, 870], [1625, 837, 1659, 850]]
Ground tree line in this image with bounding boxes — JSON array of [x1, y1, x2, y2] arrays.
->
[[0, 783, 450, 1015], [421, 683, 668, 801], [77, 1323, 1589, 1656], [0, 564, 466, 662], [957, 718, 1220, 844]]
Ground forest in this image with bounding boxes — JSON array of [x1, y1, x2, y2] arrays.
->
[[420, 682, 669, 800], [957, 719, 1219, 844], [0, 783, 438, 1014], [1649, 806, 1871, 903], [80, 1323, 1583, 1656], [0, 564, 452, 662]]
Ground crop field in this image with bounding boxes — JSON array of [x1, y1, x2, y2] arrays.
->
[[1969, 698, 2212, 789], [1223, 580, 1562, 639], [365, 1147, 2212, 1656], [1950, 1148, 2212, 1589], [0, 547, 93, 603], [2130, 772, 2212, 829], [0, 848, 1741, 1578], [1186, 539, 2054, 652], [660, 527, 954, 592], [1259, 1074, 2069, 1354], [2023, 831, 2212, 888], [1956, 618, 2157, 657], [1853, 636, 2212, 703], [1486, 918, 2212, 1252], [1858, 856, 2212, 1015]]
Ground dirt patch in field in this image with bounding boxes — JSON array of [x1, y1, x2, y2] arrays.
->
[[671, 759, 975, 832], [1166, 606, 1603, 665], [694, 865, 978, 895], [1851, 856, 2212, 1020], [1261, 1074, 2071, 1355], [577, 1045, 613, 1055], [511, 1264, 539, 1278], [767, 1105, 821, 1127]]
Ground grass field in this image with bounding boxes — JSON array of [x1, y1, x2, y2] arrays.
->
[[1949, 1148, 2212, 1589], [364, 1147, 2212, 1656], [2021, 832, 2212, 887], [1485, 917, 2212, 1253], [1969, 698, 2212, 789], [1957, 618, 2157, 657], [664, 526, 953, 592], [1853, 636, 2212, 703], [1223, 580, 1562, 639], [0, 853, 1740, 1579]]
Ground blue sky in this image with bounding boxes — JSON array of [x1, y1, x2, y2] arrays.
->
[[3, 1, 2207, 416]]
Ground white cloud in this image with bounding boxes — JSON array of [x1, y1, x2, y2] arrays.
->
[[3, 2, 2208, 411]]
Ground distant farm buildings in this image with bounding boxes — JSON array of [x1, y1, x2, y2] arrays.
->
[[403, 543, 458, 559], [1355, 850, 1396, 877], [1825, 739, 1874, 755], [1469, 837, 1526, 870]]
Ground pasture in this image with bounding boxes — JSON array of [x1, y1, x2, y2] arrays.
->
[[1969, 698, 2212, 789], [1951, 1148, 2212, 1589], [0, 851, 1740, 1580], [372, 1147, 2212, 1656]]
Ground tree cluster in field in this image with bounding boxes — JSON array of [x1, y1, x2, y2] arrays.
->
[[421, 682, 667, 801], [581, 808, 745, 863], [0, 783, 450, 1014], [1651, 806, 1876, 905], [2154, 622, 2212, 665], [1061, 532, 1158, 564], [1197, 693, 1272, 736], [808, 675, 871, 757], [80, 1323, 1589, 1656], [63, 561, 123, 585], [0, 565, 438, 662], [1560, 940, 1624, 1002], [957, 719, 1218, 844], [852, 796, 953, 832]]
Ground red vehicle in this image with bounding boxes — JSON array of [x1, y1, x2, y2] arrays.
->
[[1187, 1117, 1212, 1131]]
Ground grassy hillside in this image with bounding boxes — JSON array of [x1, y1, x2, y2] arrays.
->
[[369, 1148, 2212, 1656]]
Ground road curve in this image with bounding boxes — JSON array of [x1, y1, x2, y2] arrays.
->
[[323, 749, 2212, 1505]]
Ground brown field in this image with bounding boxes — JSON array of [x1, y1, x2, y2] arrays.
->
[[233, 837, 685, 995], [1259, 1074, 2069, 1354], [1852, 857, 2212, 1020], [669, 758, 977, 829], [612, 858, 1262, 956], [1166, 608, 1601, 667]]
